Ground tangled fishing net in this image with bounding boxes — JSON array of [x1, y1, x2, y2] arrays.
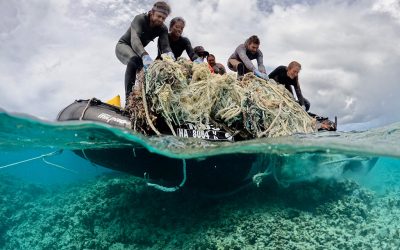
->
[[127, 56, 316, 139]]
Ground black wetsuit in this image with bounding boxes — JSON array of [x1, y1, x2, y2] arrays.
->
[[268, 66, 310, 110], [157, 35, 198, 61], [211, 63, 226, 75], [115, 13, 172, 101]]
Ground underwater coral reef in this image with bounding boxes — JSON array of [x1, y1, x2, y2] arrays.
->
[[1, 173, 400, 249]]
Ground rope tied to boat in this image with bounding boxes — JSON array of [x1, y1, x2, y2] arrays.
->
[[79, 98, 95, 120], [146, 159, 187, 192]]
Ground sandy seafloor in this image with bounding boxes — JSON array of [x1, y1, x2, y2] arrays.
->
[[1, 170, 400, 250]]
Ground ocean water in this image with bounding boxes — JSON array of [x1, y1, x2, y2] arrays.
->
[[1, 110, 400, 249]]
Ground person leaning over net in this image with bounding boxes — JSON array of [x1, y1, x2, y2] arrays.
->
[[193, 46, 210, 63], [115, 1, 173, 103], [268, 61, 311, 111], [227, 35, 269, 80], [156, 17, 201, 62]]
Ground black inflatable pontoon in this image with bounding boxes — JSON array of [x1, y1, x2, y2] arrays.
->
[[57, 98, 341, 194], [57, 99, 266, 194]]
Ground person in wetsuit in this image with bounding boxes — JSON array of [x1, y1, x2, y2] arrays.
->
[[115, 1, 173, 103], [156, 17, 200, 62], [268, 61, 310, 111], [207, 54, 226, 75], [227, 35, 269, 80], [193, 46, 210, 63]]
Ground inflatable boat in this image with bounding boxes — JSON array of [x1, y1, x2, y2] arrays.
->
[[57, 98, 337, 194], [57, 98, 269, 194]]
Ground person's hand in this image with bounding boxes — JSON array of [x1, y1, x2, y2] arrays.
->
[[142, 55, 153, 70], [193, 57, 203, 64], [254, 70, 269, 80], [301, 104, 306, 110], [163, 52, 176, 61]]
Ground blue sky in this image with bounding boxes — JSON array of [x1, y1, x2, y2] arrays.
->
[[1, 0, 399, 131]]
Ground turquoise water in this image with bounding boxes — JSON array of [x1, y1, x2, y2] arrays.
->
[[1, 110, 400, 249]]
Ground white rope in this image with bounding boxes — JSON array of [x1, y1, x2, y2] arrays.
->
[[320, 157, 363, 166], [0, 150, 76, 174], [251, 155, 292, 188], [0, 151, 61, 169], [79, 98, 94, 120], [252, 171, 272, 187], [271, 164, 290, 188], [80, 149, 99, 168], [42, 158, 78, 174], [81, 149, 90, 162], [141, 71, 161, 135], [132, 148, 137, 158], [147, 159, 187, 192]]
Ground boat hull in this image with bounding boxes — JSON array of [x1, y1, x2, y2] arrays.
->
[[57, 99, 265, 194]]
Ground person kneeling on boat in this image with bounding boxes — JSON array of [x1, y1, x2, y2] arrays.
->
[[193, 46, 223, 73], [227, 35, 269, 80], [268, 61, 310, 111], [156, 17, 200, 62], [207, 54, 226, 75], [115, 1, 173, 103]]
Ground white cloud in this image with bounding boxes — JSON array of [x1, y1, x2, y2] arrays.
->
[[372, 0, 400, 23], [0, 0, 399, 130]]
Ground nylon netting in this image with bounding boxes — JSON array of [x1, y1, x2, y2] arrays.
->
[[126, 57, 316, 138]]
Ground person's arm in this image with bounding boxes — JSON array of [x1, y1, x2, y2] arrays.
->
[[130, 15, 148, 57], [237, 45, 256, 72], [268, 67, 280, 81], [293, 78, 305, 106], [256, 50, 266, 73], [285, 84, 294, 96], [158, 26, 172, 54], [156, 36, 163, 60], [183, 38, 198, 61]]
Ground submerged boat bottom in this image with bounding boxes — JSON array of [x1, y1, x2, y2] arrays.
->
[[74, 147, 263, 195]]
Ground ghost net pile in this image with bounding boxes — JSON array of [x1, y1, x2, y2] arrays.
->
[[126, 57, 316, 138]]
